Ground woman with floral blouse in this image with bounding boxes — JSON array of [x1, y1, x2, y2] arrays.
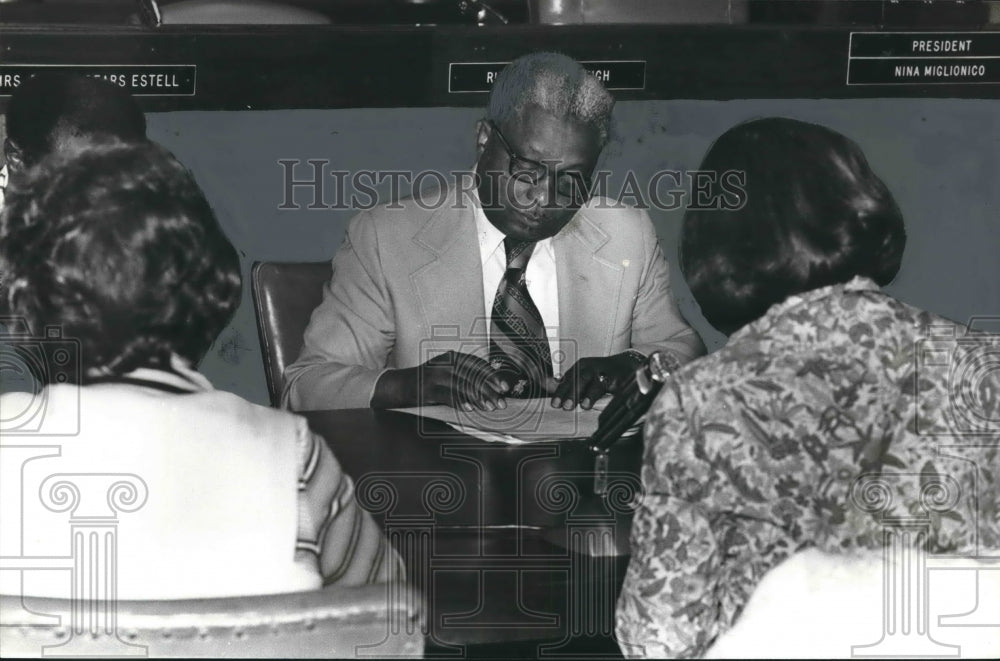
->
[[615, 117, 999, 658]]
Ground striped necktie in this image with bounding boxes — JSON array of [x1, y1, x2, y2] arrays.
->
[[489, 239, 553, 398]]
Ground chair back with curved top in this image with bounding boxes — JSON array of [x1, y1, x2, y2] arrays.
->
[[250, 261, 331, 407], [1, 582, 423, 658]]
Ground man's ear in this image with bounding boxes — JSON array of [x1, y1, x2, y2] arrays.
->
[[475, 119, 491, 159]]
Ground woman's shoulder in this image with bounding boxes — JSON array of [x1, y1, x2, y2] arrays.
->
[[65, 381, 312, 448], [642, 287, 937, 441], [189, 388, 311, 435], [773, 282, 957, 342]]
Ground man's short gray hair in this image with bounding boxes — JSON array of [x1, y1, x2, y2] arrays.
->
[[487, 52, 614, 144]]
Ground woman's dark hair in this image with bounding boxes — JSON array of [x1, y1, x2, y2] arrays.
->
[[681, 117, 906, 335], [0, 140, 241, 377]]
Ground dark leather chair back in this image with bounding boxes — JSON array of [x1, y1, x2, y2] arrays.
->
[[251, 261, 331, 407], [1, 582, 424, 658]]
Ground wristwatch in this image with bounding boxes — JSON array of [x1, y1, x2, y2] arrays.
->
[[636, 350, 681, 395]]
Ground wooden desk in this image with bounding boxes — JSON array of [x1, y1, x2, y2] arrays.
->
[[304, 408, 642, 656]]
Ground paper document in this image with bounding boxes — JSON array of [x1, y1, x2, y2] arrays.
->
[[393, 396, 638, 444]]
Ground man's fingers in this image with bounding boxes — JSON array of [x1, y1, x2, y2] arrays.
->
[[455, 353, 507, 392], [453, 365, 506, 411], [565, 368, 604, 410], [551, 369, 577, 408], [553, 366, 600, 410], [456, 379, 504, 410], [579, 377, 608, 411], [427, 354, 502, 411], [453, 385, 500, 411], [445, 353, 505, 408]]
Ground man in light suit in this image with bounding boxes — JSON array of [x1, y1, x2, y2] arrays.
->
[[284, 52, 704, 412]]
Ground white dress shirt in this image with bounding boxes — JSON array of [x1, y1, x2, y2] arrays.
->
[[472, 193, 563, 377]]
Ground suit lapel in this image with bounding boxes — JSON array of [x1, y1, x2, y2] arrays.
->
[[407, 195, 625, 360], [554, 208, 624, 359], [409, 188, 488, 349]]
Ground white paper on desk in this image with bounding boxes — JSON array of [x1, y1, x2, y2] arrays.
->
[[440, 422, 640, 445], [392, 397, 609, 443]]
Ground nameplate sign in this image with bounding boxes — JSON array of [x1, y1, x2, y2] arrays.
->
[[0, 64, 197, 96], [848, 32, 1000, 85], [449, 60, 646, 93]]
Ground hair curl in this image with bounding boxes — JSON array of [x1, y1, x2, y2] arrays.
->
[[0, 140, 241, 377], [681, 117, 906, 335]]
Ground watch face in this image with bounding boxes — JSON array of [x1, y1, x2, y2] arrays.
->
[[648, 351, 680, 382]]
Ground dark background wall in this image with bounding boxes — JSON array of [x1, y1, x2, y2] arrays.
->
[[145, 98, 1000, 406]]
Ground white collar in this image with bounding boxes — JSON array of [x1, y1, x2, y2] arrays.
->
[[91, 353, 215, 393], [471, 186, 555, 266]]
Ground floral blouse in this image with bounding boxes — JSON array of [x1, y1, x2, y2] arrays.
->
[[615, 277, 1000, 658]]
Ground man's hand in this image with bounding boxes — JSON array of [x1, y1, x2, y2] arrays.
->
[[551, 353, 644, 411], [372, 351, 509, 411]]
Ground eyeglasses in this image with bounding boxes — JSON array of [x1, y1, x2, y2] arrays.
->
[[488, 121, 591, 204]]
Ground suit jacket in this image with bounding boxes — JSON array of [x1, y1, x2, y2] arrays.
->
[[284, 187, 704, 410]]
